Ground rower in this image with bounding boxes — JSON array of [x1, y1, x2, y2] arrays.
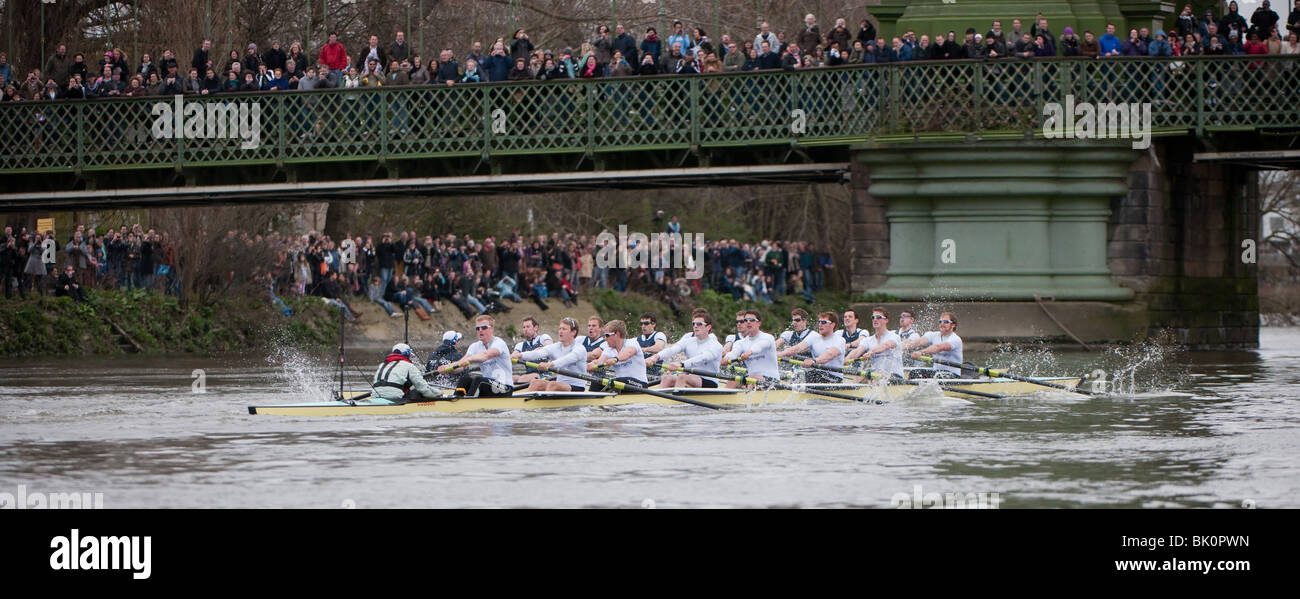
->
[[371, 343, 440, 404], [587, 319, 649, 388], [425, 330, 464, 388], [447, 315, 515, 397], [774, 308, 814, 359], [720, 312, 743, 356], [647, 309, 723, 388], [511, 316, 588, 392], [838, 308, 865, 350], [512, 316, 553, 384], [719, 309, 779, 388], [904, 312, 964, 378], [895, 309, 923, 368], [582, 315, 606, 360], [845, 306, 904, 381], [776, 311, 845, 384], [636, 312, 668, 376]]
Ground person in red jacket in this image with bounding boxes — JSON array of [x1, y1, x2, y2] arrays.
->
[[318, 31, 348, 85]]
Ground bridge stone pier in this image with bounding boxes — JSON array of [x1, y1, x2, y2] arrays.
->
[[850, 139, 1263, 349]]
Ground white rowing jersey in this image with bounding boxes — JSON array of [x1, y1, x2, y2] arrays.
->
[[921, 331, 963, 375], [467, 336, 514, 387], [805, 331, 847, 379], [726, 331, 779, 380], [862, 330, 904, 378], [599, 339, 649, 383], [520, 340, 587, 388], [657, 333, 723, 372], [896, 327, 921, 342]]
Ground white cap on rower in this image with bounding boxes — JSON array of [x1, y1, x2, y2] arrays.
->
[[392, 343, 412, 356], [442, 331, 462, 344]]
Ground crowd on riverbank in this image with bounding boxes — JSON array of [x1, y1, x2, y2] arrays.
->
[[3, 2, 1298, 102], [0, 219, 835, 317]]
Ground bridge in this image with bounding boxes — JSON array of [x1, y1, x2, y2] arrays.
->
[[4, 55, 1297, 348]]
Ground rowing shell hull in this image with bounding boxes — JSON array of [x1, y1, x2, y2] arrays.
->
[[247, 377, 1081, 416]]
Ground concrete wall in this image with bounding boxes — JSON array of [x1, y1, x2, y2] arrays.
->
[[850, 161, 890, 292], [1108, 142, 1260, 349]]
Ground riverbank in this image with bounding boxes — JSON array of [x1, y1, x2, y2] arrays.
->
[[0, 286, 867, 357], [0, 289, 339, 357]]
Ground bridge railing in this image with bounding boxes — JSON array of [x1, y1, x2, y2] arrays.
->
[[2, 56, 1296, 174]]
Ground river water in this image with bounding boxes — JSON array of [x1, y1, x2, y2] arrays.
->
[[2, 329, 1298, 509]]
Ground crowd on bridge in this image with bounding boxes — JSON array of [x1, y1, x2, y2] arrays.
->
[[0, 215, 836, 317], [2, 1, 1298, 102]]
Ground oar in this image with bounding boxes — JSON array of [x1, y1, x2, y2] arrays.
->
[[912, 355, 1096, 396], [779, 357, 1006, 400], [514, 359, 728, 410], [667, 364, 876, 403]]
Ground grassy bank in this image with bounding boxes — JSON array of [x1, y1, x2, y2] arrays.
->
[[0, 289, 340, 357]]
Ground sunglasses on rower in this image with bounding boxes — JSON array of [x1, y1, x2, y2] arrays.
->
[[871, 315, 887, 320], [475, 324, 491, 330], [692, 321, 708, 327], [817, 319, 832, 325], [938, 319, 953, 324]]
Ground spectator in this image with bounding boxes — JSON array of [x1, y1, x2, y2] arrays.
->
[[1099, 23, 1123, 56], [389, 31, 410, 64], [0, 53, 13, 88], [1081, 30, 1101, 58], [355, 35, 389, 73], [45, 45, 71, 91], [55, 264, 87, 304], [1060, 27, 1081, 56], [1221, 1, 1249, 39], [241, 43, 262, 74], [263, 41, 287, 72], [286, 42, 308, 77], [511, 28, 535, 59], [410, 56, 431, 84], [642, 27, 663, 65], [484, 43, 511, 81], [319, 33, 348, 83], [613, 24, 638, 69], [796, 14, 822, 52], [1149, 30, 1173, 56], [436, 50, 460, 84]]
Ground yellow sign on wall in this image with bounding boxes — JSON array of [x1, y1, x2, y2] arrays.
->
[[36, 218, 55, 235]]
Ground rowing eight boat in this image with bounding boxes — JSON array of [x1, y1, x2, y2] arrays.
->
[[247, 376, 1082, 416]]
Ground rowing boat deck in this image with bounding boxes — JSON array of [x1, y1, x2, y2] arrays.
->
[[247, 376, 1082, 416]]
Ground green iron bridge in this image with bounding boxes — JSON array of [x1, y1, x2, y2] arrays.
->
[[1, 56, 1296, 348], [2, 55, 1296, 206]]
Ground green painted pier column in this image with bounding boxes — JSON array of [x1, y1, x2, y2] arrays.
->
[[871, 0, 1179, 41], [857, 141, 1138, 301]]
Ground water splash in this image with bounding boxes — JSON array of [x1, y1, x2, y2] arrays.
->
[[989, 341, 1063, 377], [1085, 330, 1187, 396], [265, 336, 339, 402]]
